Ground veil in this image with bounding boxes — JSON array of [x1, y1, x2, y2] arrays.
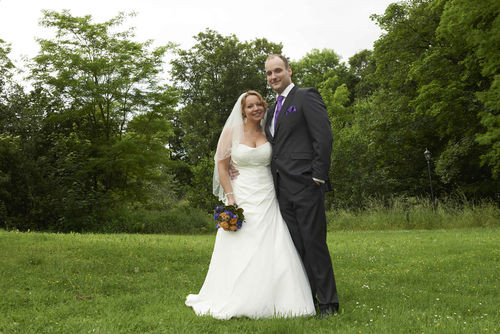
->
[[212, 92, 267, 202], [213, 93, 245, 202]]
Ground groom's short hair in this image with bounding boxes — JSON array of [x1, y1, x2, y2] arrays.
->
[[266, 54, 290, 69]]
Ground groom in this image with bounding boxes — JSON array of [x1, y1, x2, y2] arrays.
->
[[264, 54, 339, 317]]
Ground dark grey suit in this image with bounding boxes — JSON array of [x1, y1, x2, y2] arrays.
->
[[265, 85, 339, 309]]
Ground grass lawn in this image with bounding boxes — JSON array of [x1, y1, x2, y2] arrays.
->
[[0, 228, 498, 333]]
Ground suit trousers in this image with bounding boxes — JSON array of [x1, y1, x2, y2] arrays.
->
[[277, 178, 339, 308]]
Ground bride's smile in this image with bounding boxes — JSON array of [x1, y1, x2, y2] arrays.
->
[[243, 95, 265, 122]]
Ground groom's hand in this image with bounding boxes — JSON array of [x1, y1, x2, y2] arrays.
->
[[229, 163, 239, 180], [313, 177, 324, 186]]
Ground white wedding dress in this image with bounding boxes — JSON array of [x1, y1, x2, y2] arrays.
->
[[185, 142, 315, 319]]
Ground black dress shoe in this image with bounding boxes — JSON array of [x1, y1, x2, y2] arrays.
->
[[319, 308, 334, 319], [332, 303, 339, 313], [318, 303, 339, 319]]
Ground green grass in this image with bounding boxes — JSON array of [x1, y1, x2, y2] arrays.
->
[[0, 229, 498, 333]]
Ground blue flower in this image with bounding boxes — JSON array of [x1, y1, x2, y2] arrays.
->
[[213, 204, 245, 232]]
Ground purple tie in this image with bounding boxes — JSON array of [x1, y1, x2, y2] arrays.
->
[[274, 95, 284, 130]]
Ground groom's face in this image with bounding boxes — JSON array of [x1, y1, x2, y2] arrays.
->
[[265, 57, 292, 95]]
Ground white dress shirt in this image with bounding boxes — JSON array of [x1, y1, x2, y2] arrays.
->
[[269, 83, 295, 137]]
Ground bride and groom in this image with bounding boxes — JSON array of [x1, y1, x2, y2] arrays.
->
[[186, 54, 339, 319]]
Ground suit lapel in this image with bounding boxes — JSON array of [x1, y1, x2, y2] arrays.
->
[[275, 86, 298, 134], [265, 104, 276, 142]]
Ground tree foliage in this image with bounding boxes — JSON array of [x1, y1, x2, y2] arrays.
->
[[170, 29, 282, 163], [30, 10, 176, 198], [1, 1, 498, 231], [367, 0, 499, 198], [1, 11, 181, 231]]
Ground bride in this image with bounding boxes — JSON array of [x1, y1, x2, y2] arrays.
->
[[185, 91, 316, 319]]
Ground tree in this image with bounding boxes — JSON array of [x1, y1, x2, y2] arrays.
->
[[0, 40, 47, 230], [170, 29, 282, 164], [0, 10, 180, 231], [348, 49, 378, 100], [408, 0, 498, 192], [30, 10, 176, 198], [291, 49, 349, 99], [435, 0, 500, 178], [367, 0, 500, 199], [0, 39, 14, 95]]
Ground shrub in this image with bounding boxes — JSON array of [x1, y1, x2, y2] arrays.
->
[[99, 201, 214, 234], [326, 195, 500, 231]]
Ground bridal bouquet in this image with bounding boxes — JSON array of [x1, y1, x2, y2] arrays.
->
[[213, 205, 245, 231]]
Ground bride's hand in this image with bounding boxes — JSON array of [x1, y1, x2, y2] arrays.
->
[[227, 194, 235, 206]]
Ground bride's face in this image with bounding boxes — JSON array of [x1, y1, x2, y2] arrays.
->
[[244, 95, 265, 123]]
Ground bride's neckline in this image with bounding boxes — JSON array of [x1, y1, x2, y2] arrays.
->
[[239, 142, 269, 149]]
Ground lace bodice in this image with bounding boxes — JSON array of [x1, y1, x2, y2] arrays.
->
[[231, 142, 271, 167]]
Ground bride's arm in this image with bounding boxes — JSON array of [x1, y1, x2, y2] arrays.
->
[[217, 157, 235, 206]]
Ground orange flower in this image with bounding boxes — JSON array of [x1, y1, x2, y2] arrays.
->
[[214, 204, 245, 232]]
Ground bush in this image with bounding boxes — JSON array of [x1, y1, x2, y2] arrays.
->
[[99, 201, 214, 234], [185, 156, 219, 212], [326, 195, 500, 231]]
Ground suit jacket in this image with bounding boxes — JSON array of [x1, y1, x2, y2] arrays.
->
[[265, 86, 333, 194]]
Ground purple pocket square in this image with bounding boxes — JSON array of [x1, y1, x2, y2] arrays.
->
[[286, 106, 297, 115]]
